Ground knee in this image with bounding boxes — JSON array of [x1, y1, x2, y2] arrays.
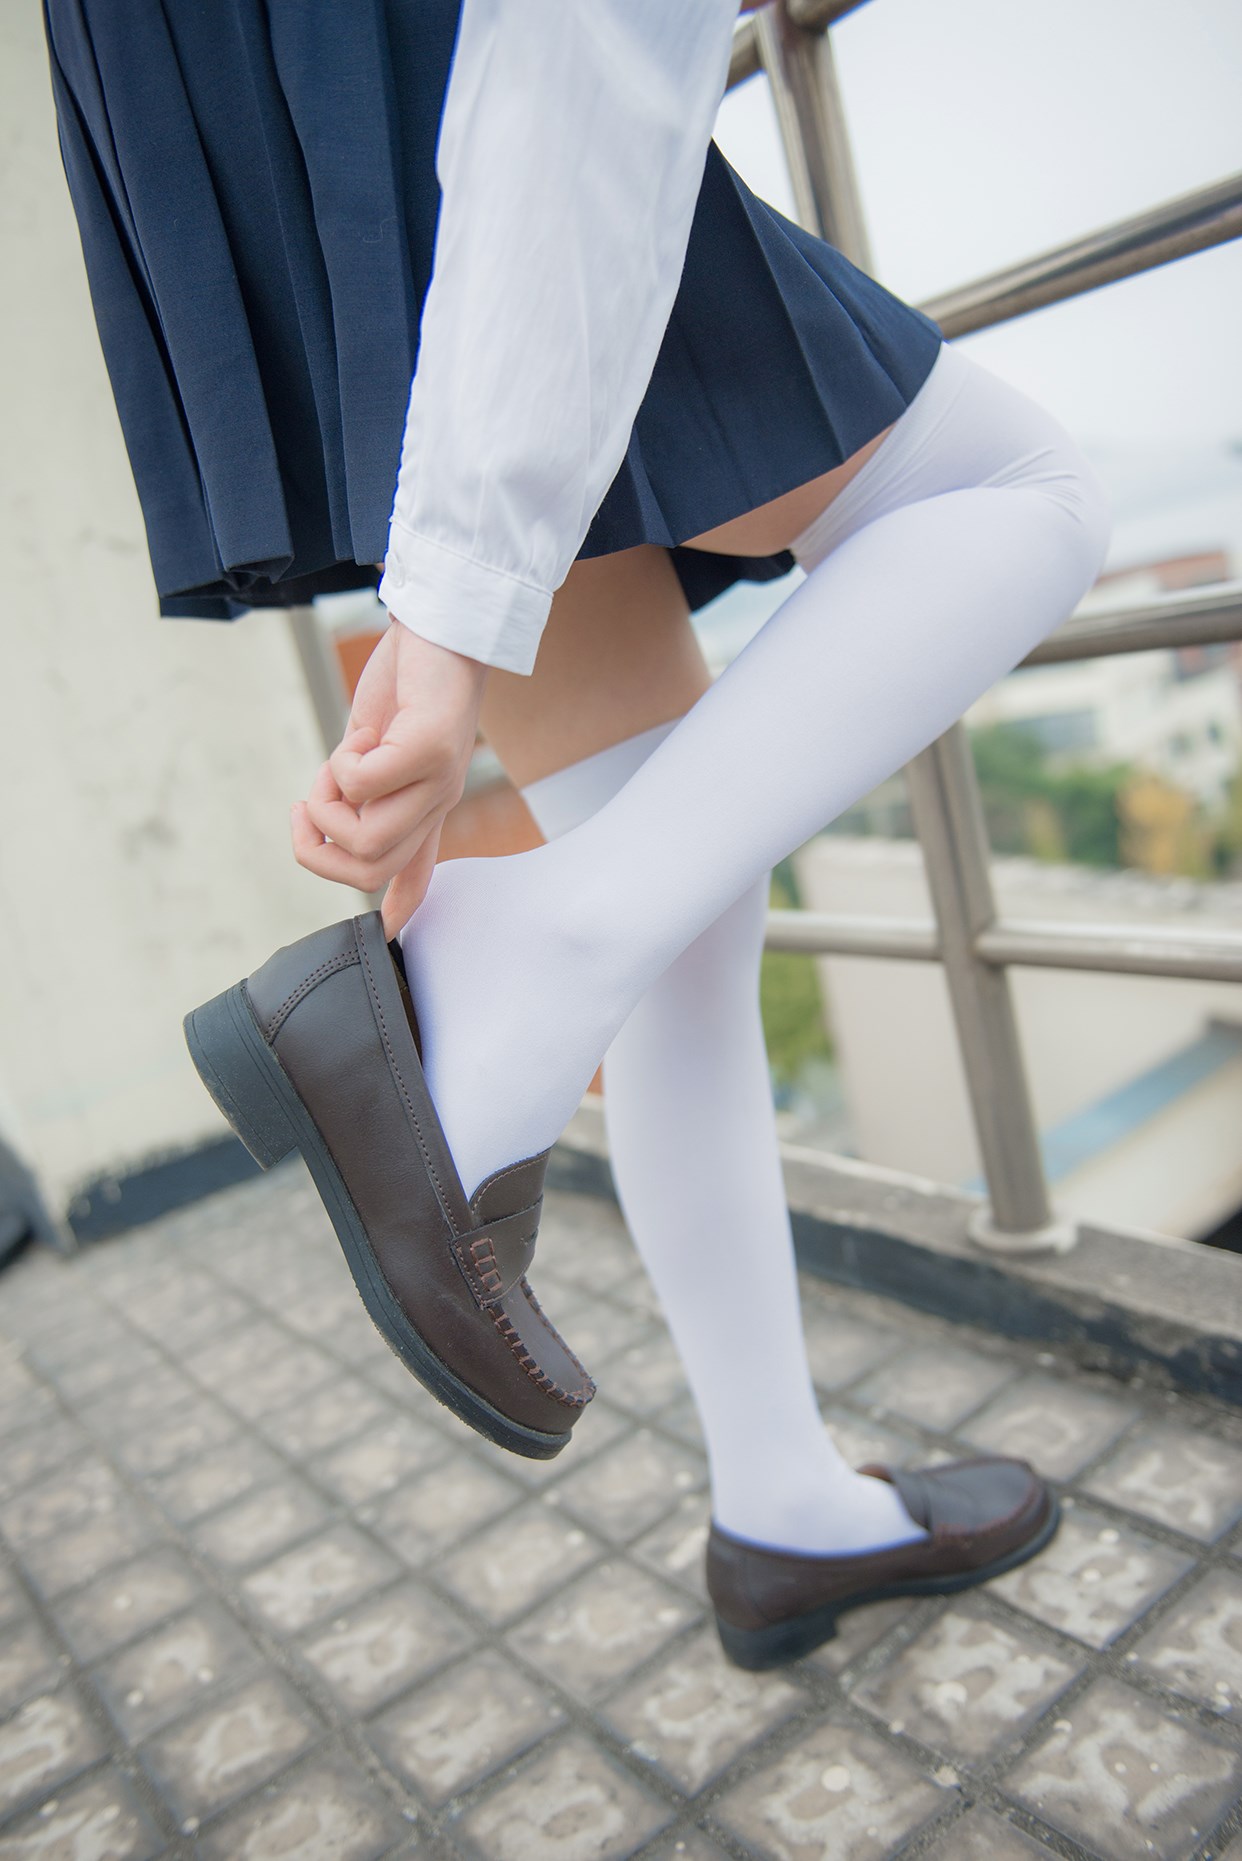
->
[[1052, 443, 1113, 592]]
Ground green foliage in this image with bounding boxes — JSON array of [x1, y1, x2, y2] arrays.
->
[[970, 724, 1131, 868], [761, 861, 833, 1088]]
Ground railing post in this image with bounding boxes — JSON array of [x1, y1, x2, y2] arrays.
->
[[757, 0, 1074, 1252], [905, 736, 1074, 1251], [285, 606, 349, 756]]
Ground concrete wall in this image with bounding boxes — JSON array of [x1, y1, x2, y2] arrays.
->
[[1, 6, 358, 1211], [794, 835, 1242, 1237]]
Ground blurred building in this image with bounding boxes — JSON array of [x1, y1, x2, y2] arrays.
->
[[795, 835, 1242, 1242], [968, 547, 1242, 809]]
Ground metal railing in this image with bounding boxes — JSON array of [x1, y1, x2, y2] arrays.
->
[[290, 3, 1241, 1258], [742, 1, 1242, 1254]]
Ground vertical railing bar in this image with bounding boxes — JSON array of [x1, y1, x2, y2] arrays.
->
[[757, 1, 1073, 1252], [285, 606, 349, 757]]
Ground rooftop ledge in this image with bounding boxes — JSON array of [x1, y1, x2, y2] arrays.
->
[[552, 1096, 1242, 1409]]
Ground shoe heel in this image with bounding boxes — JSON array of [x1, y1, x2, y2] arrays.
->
[[183, 984, 299, 1170], [714, 1604, 841, 1671]]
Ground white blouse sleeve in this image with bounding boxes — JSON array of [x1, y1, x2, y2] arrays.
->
[[377, 0, 740, 676]]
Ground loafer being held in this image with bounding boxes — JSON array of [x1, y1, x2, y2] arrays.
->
[[183, 910, 594, 1460], [707, 1454, 1059, 1670]]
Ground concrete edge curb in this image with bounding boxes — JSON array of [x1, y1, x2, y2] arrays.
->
[[549, 1098, 1242, 1409]]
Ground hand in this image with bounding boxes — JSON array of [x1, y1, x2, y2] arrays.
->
[[291, 621, 489, 937]]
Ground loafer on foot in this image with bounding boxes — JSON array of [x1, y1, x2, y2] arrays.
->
[[183, 910, 594, 1459], [706, 1453, 1058, 1669]]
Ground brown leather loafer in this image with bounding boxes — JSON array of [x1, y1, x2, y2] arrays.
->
[[706, 1454, 1059, 1669], [183, 910, 594, 1460]]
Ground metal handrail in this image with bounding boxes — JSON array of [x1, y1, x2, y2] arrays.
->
[[729, 21, 1242, 336], [768, 910, 1242, 986], [923, 174, 1242, 337], [745, 0, 1242, 1253], [1024, 582, 1242, 664]]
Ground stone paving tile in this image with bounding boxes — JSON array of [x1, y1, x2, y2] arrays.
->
[[50, 1546, 201, 1664], [507, 1559, 700, 1704], [194, 1746, 412, 1860], [242, 1523, 401, 1636], [90, 1599, 261, 1742], [456, 1729, 671, 1859], [643, 1834, 734, 1861], [0, 1620, 65, 1718], [81, 1367, 198, 1437], [145, 1433, 284, 1525], [0, 1415, 89, 1501], [0, 1459, 129, 1556], [990, 1500, 1193, 1648], [212, 1342, 340, 1421], [300, 1580, 473, 1713], [960, 1371, 1140, 1479], [602, 1625, 804, 1795], [1007, 1676, 1242, 1861], [56, 1347, 168, 1407], [108, 1400, 238, 1480], [477, 1394, 631, 1491], [653, 1391, 706, 1452], [601, 1331, 692, 1417], [0, 1391, 60, 1448], [311, 1411, 452, 1506], [0, 1564, 28, 1633], [1130, 1567, 1242, 1714], [138, 1670, 319, 1829], [713, 1715, 947, 1860], [1083, 1421, 1242, 1542], [803, 1596, 919, 1678], [851, 1602, 1082, 1763], [0, 1763, 165, 1860], [630, 1493, 712, 1603], [368, 1457, 523, 1564], [801, 1308, 904, 1393], [816, 1406, 924, 1473], [551, 1427, 704, 1544], [371, 1648, 564, 1807], [190, 1472, 332, 1571], [0, 1460, 160, 1602], [7, 1174, 1242, 1858], [0, 1689, 107, 1821], [258, 1375, 392, 1459], [853, 1341, 1019, 1433], [550, 1297, 653, 1371], [919, 1804, 1061, 1858], [439, 1500, 602, 1626]]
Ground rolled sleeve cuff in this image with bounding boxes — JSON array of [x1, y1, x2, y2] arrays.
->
[[377, 523, 552, 676]]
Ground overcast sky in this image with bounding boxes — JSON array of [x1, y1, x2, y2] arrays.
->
[[715, 0, 1242, 453]]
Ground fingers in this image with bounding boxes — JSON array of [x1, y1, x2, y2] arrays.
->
[[380, 827, 443, 939], [302, 755, 441, 868], [329, 725, 455, 808], [290, 795, 437, 893]]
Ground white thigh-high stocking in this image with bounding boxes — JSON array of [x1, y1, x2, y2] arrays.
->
[[398, 341, 1111, 1413], [522, 723, 925, 1552]]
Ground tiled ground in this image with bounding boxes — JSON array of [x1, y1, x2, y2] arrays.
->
[[1, 1165, 1241, 1861]]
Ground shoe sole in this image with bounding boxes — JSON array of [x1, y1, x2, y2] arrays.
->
[[183, 980, 571, 1461], [713, 1493, 1062, 1670]]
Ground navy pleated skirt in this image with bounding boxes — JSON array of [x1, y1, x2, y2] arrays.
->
[[43, 0, 944, 622]]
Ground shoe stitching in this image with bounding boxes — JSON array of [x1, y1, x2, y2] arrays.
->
[[488, 1300, 593, 1406], [261, 951, 360, 1040], [468, 1151, 545, 1216], [519, 1274, 596, 1389], [355, 921, 460, 1237]]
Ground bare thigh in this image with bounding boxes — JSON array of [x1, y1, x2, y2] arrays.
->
[[479, 545, 711, 787], [479, 426, 896, 786]]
